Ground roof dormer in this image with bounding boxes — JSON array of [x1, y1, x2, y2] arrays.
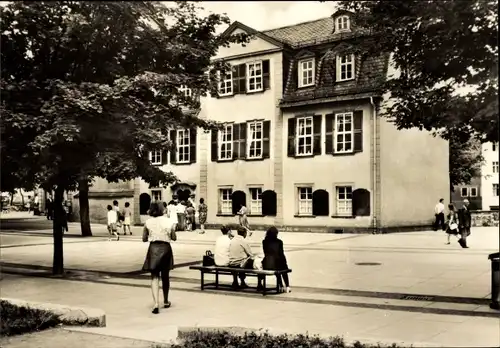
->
[[331, 9, 353, 34]]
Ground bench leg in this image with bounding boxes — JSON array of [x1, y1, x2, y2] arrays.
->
[[215, 271, 219, 289], [201, 271, 205, 290], [262, 276, 267, 296]]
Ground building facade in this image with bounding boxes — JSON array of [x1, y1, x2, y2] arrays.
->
[[77, 11, 450, 231], [480, 142, 499, 211]]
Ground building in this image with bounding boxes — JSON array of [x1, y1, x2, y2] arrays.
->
[[451, 176, 482, 211], [480, 142, 499, 211], [77, 10, 450, 232]]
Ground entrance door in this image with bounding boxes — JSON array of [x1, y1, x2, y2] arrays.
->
[[176, 189, 191, 203]]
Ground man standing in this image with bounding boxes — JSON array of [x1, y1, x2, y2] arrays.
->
[[457, 199, 472, 248], [433, 198, 446, 231]]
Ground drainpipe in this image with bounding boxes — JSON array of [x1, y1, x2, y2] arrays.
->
[[370, 97, 378, 234]]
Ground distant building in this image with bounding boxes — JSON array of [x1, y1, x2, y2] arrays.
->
[[480, 142, 499, 211], [451, 176, 482, 211]]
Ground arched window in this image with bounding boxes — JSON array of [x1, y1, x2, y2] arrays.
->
[[139, 193, 151, 215], [262, 190, 277, 216], [312, 189, 329, 216], [231, 190, 246, 215], [352, 188, 370, 216], [335, 15, 350, 32]]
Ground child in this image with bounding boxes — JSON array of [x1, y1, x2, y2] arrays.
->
[[445, 203, 459, 245], [122, 202, 132, 235], [107, 205, 119, 241]]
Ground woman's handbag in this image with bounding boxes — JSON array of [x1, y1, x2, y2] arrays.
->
[[202, 250, 215, 266]]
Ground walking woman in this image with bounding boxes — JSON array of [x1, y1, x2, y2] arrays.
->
[[198, 198, 207, 234], [237, 203, 252, 237], [142, 202, 177, 314], [258, 226, 291, 293], [445, 203, 460, 245]]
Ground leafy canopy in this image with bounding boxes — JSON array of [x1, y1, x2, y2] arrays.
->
[[0, 1, 246, 192]]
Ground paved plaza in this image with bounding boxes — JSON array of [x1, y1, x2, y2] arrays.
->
[[1, 214, 499, 347]]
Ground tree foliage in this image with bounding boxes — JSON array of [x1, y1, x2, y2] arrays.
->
[[449, 136, 483, 190], [0, 1, 246, 273], [337, 0, 498, 143]]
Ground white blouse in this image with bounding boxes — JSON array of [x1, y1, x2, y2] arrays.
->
[[144, 216, 174, 242]]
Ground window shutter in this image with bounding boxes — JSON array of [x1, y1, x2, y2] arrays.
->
[[312, 189, 329, 216], [162, 150, 168, 165], [313, 115, 322, 156], [169, 130, 177, 164], [352, 188, 370, 217], [325, 113, 334, 155], [261, 190, 277, 216], [262, 120, 271, 159], [287, 118, 296, 157], [238, 123, 246, 160], [233, 64, 246, 94], [189, 128, 197, 164], [263, 60, 271, 90], [353, 110, 363, 153], [233, 123, 240, 160], [211, 129, 218, 162], [232, 66, 240, 94]]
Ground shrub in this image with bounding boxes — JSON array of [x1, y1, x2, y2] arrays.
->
[[170, 330, 405, 348], [0, 300, 60, 337]]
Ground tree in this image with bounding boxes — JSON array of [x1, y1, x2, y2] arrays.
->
[[449, 135, 483, 191], [1, 1, 246, 274], [335, 1, 498, 143]]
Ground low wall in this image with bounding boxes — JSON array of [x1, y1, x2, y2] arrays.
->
[[471, 210, 499, 227]]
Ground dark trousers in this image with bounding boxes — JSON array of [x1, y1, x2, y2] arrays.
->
[[459, 226, 471, 247], [231, 258, 254, 284], [434, 213, 445, 230]]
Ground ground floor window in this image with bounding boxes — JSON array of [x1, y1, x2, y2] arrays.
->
[[297, 187, 313, 215], [336, 186, 352, 215], [151, 189, 162, 202], [249, 187, 262, 215], [219, 188, 233, 214], [493, 184, 499, 197]]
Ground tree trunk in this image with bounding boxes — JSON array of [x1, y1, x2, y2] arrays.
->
[[78, 179, 92, 237], [52, 185, 65, 275], [10, 192, 14, 206]]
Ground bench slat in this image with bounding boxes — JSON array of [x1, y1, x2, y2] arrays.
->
[[189, 265, 292, 275]]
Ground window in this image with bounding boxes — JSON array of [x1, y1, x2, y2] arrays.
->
[[219, 70, 233, 96], [247, 61, 263, 92], [298, 58, 315, 87], [461, 187, 469, 197], [151, 190, 162, 202], [493, 161, 499, 173], [336, 54, 355, 81], [176, 129, 190, 163], [218, 124, 233, 160], [149, 150, 162, 165], [247, 121, 263, 159], [470, 187, 478, 197], [296, 117, 313, 156], [249, 188, 262, 215], [179, 85, 192, 98], [298, 187, 313, 215], [335, 15, 350, 32], [219, 188, 233, 214], [336, 186, 353, 215], [494, 184, 499, 197], [334, 112, 353, 153]]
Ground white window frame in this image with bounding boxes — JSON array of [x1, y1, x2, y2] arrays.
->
[[151, 189, 162, 202], [335, 15, 351, 32], [297, 186, 313, 216], [336, 186, 353, 216], [149, 150, 162, 165], [461, 187, 469, 197], [218, 124, 233, 161], [179, 85, 192, 98], [218, 70, 233, 96], [334, 112, 354, 153], [246, 61, 263, 93], [219, 188, 233, 215], [176, 129, 190, 163], [336, 54, 355, 81], [493, 161, 499, 173], [494, 184, 499, 197], [470, 187, 478, 197], [247, 121, 264, 159], [298, 58, 315, 88], [296, 116, 314, 156], [249, 187, 263, 215]]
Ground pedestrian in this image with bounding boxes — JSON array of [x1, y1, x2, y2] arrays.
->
[[445, 203, 460, 245], [188, 194, 197, 231], [122, 202, 132, 235], [46, 196, 53, 220], [26, 196, 32, 213], [237, 203, 252, 237], [113, 200, 123, 233], [142, 202, 177, 314], [457, 199, 472, 248], [185, 202, 195, 232], [107, 205, 119, 241], [198, 198, 207, 234], [33, 194, 40, 215], [61, 201, 69, 233], [433, 198, 445, 231], [176, 200, 187, 231], [258, 226, 291, 293]]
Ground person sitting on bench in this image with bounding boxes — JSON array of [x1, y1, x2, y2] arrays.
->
[[214, 225, 232, 267], [228, 226, 255, 289]]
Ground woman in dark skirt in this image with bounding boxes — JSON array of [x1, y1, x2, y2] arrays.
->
[[258, 226, 291, 293], [142, 202, 177, 314]]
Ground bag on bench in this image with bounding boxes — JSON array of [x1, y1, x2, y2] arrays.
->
[[203, 250, 215, 266]]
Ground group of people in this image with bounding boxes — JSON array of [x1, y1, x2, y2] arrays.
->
[[163, 197, 207, 233], [213, 225, 291, 293], [106, 200, 132, 241], [434, 198, 472, 248]]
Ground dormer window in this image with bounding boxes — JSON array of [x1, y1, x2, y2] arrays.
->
[[298, 58, 315, 88], [335, 15, 350, 32], [336, 54, 355, 81]]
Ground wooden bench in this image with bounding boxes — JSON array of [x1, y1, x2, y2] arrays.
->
[[189, 265, 292, 296]]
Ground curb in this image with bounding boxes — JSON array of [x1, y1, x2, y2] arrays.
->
[[1, 297, 106, 327]]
